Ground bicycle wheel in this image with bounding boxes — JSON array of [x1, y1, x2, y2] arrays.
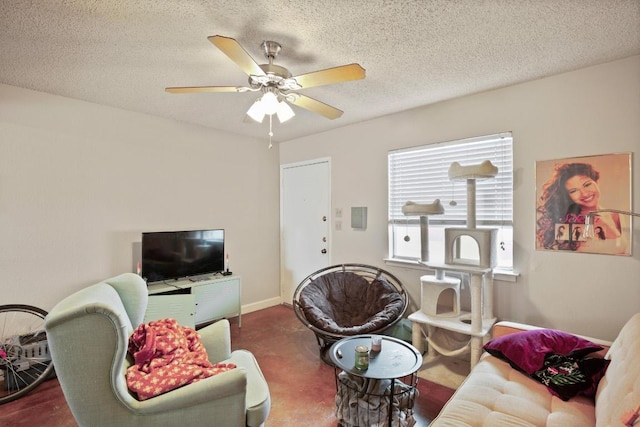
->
[[0, 304, 55, 404]]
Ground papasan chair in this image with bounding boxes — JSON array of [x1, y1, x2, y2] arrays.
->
[[293, 264, 409, 364]]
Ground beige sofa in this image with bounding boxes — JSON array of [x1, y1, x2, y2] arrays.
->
[[430, 313, 640, 426]]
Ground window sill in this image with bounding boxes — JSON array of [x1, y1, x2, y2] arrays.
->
[[383, 258, 519, 283]]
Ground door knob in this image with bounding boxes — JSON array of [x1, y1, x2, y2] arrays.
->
[[321, 249, 327, 254]]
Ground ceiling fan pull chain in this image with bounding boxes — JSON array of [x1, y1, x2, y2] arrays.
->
[[268, 114, 273, 149]]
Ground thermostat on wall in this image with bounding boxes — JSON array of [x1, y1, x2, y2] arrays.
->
[[351, 207, 367, 230]]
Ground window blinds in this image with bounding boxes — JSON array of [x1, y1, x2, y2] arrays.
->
[[388, 133, 513, 227]]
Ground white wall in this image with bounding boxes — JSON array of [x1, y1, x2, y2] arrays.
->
[[279, 55, 640, 342], [0, 84, 281, 311]]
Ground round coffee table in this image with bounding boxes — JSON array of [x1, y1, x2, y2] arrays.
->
[[329, 335, 422, 426]]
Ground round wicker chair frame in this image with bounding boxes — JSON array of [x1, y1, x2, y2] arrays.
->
[[292, 263, 409, 363]]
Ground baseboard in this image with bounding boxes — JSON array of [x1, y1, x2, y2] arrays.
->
[[241, 296, 282, 314]]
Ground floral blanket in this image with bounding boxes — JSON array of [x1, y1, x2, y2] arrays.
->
[[126, 318, 236, 400]]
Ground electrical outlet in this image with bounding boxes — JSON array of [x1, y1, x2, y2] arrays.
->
[[335, 208, 343, 218], [335, 221, 342, 231]]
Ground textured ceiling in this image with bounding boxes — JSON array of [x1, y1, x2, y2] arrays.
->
[[1, 1, 639, 143]]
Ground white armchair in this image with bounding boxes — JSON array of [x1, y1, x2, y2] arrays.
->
[[44, 273, 270, 427]]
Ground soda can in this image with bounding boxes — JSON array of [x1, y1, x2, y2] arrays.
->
[[354, 345, 369, 370]]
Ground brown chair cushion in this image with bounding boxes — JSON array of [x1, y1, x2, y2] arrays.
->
[[299, 271, 404, 335]]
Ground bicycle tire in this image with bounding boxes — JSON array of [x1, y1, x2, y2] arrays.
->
[[0, 304, 55, 405]]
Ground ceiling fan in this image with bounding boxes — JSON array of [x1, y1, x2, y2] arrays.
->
[[165, 35, 366, 123]]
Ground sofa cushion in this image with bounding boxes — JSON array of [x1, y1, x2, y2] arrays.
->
[[430, 354, 597, 426], [595, 313, 640, 427], [483, 329, 603, 375]]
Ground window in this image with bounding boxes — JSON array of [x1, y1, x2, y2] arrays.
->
[[388, 133, 513, 269]]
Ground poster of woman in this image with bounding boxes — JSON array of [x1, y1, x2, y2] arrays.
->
[[535, 153, 632, 255]]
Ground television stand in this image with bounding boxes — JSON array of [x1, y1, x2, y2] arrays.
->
[[145, 275, 241, 329]]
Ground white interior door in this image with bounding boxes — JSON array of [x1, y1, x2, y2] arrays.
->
[[280, 159, 330, 305]]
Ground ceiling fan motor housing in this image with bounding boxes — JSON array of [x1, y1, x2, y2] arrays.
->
[[254, 41, 301, 90], [250, 64, 300, 91], [259, 63, 291, 79]]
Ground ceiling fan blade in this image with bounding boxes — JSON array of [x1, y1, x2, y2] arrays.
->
[[208, 35, 266, 77], [165, 86, 243, 93], [291, 63, 365, 89], [288, 94, 344, 120]]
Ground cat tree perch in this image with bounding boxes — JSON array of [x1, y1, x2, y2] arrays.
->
[[402, 199, 444, 262]]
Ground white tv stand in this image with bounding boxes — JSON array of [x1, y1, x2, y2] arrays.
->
[[145, 275, 241, 329]]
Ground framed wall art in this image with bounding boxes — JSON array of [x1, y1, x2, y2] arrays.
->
[[535, 152, 632, 256]]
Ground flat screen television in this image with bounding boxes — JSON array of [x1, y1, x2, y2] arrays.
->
[[141, 229, 224, 283]]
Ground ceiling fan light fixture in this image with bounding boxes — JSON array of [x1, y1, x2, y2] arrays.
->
[[260, 91, 279, 115], [246, 100, 266, 123], [276, 100, 295, 123], [247, 88, 294, 123]]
